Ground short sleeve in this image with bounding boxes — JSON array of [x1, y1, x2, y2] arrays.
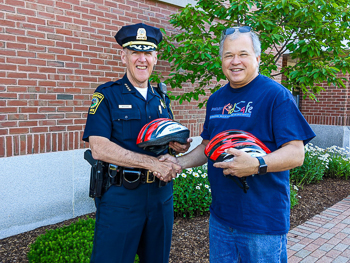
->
[[272, 98, 315, 148], [82, 91, 112, 142]]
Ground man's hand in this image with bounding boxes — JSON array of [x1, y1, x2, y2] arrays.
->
[[158, 153, 180, 166], [169, 138, 193, 154], [213, 148, 259, 178], [152, 158, 182, 182]]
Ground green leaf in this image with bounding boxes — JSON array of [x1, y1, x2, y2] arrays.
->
[[158, 0, 350, 104]]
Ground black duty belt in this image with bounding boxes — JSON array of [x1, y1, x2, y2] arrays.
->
[[107, 164, 167, 190]]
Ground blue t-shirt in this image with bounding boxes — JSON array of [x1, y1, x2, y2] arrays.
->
[[201, 74, 315, 234], [83, 74, 173, 156]]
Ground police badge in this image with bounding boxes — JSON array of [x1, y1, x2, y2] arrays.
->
[[136, 28, 147, 40]]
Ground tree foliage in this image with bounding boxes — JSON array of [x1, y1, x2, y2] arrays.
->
[[155, 0, 350, 107]]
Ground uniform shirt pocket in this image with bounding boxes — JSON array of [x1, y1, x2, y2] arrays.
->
[[112, 108, 141, 141]]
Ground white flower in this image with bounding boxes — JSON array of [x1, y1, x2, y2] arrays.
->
[[201, 173, 208, 178], [186, 168, 193, 173], [193, 172, 200, 178], [198, 170, 203, 174], [205, 185, 210, 189], [196, 186, 200, 190], [181, 173, 187, 178]]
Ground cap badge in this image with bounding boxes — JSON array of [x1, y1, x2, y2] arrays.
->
[[136, 28, 147, 40]]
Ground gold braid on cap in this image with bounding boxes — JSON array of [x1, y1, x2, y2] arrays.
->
[[122, 41, 157, 49]]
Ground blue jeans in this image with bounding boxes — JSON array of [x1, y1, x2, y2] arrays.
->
[[209, 215, 287, 263]]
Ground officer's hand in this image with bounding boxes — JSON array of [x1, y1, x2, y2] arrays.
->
[[213, 148, 259, 178], [152, 159, 181, 182], [169, 138, 192, 154], [158, 154, 182, 168]]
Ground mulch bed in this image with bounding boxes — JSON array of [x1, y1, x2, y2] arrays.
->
[[0, 177, 349, 263]]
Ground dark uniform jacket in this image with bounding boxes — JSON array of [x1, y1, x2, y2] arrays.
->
[[83, 74, 173, 157]]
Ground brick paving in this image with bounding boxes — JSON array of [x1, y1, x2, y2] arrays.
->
[[287, 195, 350, 262]]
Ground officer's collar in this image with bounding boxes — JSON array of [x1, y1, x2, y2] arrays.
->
[[122, 74, 156, 95]]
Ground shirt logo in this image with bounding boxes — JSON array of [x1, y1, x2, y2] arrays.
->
[[89, 92, 104, 114], [210, 101, 253, 119]]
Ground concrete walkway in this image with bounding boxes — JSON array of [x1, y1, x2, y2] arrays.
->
[[287, 195, 350, 262]]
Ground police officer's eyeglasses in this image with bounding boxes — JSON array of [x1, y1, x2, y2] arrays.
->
[[223, 26, 251, 35]]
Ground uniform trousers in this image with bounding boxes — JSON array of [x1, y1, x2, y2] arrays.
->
[[91, 181, 174, 263]]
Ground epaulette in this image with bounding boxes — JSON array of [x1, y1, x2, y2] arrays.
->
[[95, 80, 122, 91]]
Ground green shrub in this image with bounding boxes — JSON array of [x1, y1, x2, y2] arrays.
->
[[324, 145, 350, 179], [173, 164, 212, 218], [289, 143, 350, 209], [27, 217, 140, 263], [290, 184, 299, 209], [290, 143, 350, 186], [290, 143, 327, 186], [28, 217, 95, 263]]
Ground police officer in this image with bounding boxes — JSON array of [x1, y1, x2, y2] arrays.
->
[[83, 23, 191, 263]]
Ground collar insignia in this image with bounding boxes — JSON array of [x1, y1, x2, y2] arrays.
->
[[160, 99, 166, 109], [124, 83, 131, 91]]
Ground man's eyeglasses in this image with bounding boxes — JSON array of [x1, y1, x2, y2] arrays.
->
[[223, 26, 251, 35]]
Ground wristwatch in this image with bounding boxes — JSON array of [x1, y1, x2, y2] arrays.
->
[[256, 156, 267, 175]]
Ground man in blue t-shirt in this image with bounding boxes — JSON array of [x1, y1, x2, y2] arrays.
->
[[160, 26, 315, 262]]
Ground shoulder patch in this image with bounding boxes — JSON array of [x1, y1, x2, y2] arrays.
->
[[89, 92, 104, 114]]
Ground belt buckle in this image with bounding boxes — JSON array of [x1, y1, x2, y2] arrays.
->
[[146, 170, 155, 183]]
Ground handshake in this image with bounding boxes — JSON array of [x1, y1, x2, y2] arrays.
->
[[136, 118, 193, 182], [152, 140, 192, 182]]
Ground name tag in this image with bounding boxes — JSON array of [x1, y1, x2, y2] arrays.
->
[[119, 105, 132, 109]]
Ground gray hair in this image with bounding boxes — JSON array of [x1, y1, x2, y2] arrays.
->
[[219, 29, 261, 59]]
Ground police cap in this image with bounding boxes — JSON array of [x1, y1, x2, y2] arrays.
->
[[115, 23, 163, 52]]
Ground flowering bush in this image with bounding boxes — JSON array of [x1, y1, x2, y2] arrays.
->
[[290, 184, 300, 209], [290, 143, 327, 186], [172, 164, 212, 218], [289, 143, 350, 207], [324, 145, 350, 179], [290, 143, 350, 186]]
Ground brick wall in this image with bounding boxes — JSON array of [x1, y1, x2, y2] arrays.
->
[[301, 72, 350, 126], [0, 0, 206, 157], [282, 55, 350, 125]]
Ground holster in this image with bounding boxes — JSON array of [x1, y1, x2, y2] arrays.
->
[[84, 149, 108, 198], [89, 160, 107, 198]]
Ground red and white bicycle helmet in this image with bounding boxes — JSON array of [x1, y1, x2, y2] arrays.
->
[[137, 118, 190, 154], [205, 130, 271, 162]]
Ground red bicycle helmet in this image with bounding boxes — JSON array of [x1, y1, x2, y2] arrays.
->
[[205, 130, 271, 162], [137, 118, 190, 154]]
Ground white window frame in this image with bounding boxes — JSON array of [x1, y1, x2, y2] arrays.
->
[[157, 0, 197, 8]]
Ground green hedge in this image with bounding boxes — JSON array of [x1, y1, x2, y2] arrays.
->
[[27, 218, 94, 263]]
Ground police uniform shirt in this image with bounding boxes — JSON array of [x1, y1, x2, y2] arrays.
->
[[83, 74, 173, 156]]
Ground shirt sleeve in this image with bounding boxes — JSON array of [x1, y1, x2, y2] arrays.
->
[[272, 97, 315, 148], [82, 90, 112, 142]]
